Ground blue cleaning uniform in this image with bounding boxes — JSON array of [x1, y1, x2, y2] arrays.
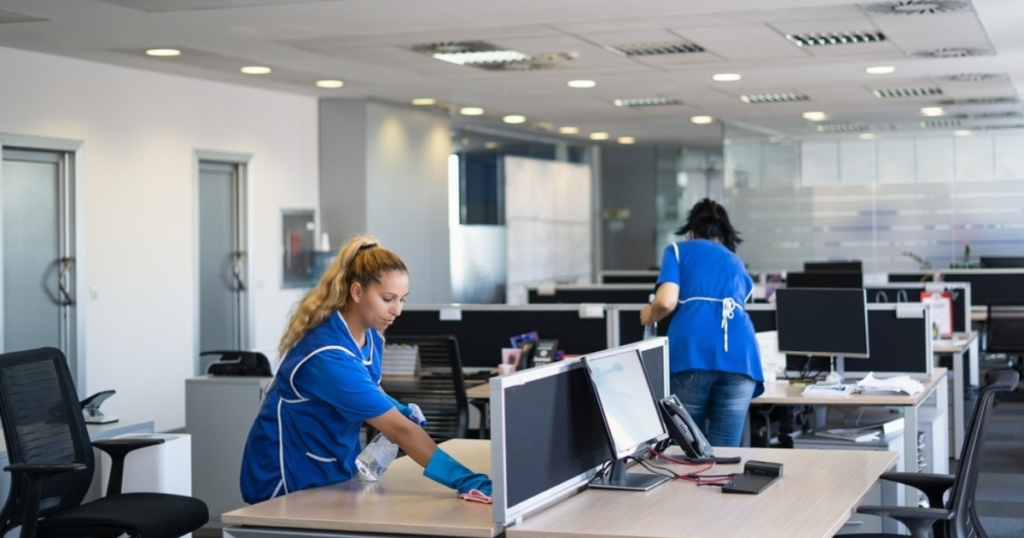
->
[[657, 239, 764, 396], [240, 312, 394, 504]]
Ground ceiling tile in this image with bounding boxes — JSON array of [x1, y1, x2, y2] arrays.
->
[[867, 11, 992, 53], [90, 0, 346, 14], [673, 24, 810, 61], [0, 9, 48, 23]]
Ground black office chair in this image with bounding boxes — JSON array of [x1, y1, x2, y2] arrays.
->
[[382, 335, 470, 441], [985, 305, 1024, 378], [0, 347, 209, 538], [842, 369, 1020, 538]]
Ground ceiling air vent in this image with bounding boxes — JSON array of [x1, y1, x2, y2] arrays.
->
[[950, 97, 1019, 106], [862, 0, 970, 15], [613, 97, 683, 107], [966, 111, 1024, 120], [816, 123, 871, 133], [786, 31, 886, 47], [981, 124, 1024, 131], [740, 93, 810, 103], [606, 40, 704, 57], [912, 47, 994, 58], [410, 41, 548, 71], [873, 87, 943, 98], [921, 119, 963, 128], [936, 73, 1008, 83]]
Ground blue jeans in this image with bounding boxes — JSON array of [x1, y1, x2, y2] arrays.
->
[[670, 370, 755, 447]]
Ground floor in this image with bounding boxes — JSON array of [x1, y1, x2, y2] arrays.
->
[[976, 395, 1024, 538]]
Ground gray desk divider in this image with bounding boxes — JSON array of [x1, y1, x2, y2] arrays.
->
[[888, 269, 1024, 306], [490, 337, 669, 526], [598, 270, 659, 284], [867, 282, 971, 333], [386, 304, 614, 368], [526, 284, 653, 305]]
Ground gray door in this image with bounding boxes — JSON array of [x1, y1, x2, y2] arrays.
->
[[198, 161, 247, 357], [1, 148, 76, 373]]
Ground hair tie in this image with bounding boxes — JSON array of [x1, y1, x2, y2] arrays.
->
[[357, 242, 378, 252]]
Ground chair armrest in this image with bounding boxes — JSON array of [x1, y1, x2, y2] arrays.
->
[[856, 505, 951, 538], [92, 438, 165, 496], [4, 463, 87, 538], [880, 472, 954, 509]]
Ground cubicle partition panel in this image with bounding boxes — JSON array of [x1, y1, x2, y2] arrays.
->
[[867, 282, 971, 333], [612, 303, 777, 348], [888, 269, 1024, 306], [490, 338, 668, 526], [526, 284, 653, 305], [785, 303, 933, 379], [598, 270, 659, 284], [386, 305, 613, 368]]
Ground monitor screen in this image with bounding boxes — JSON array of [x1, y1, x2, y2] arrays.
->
[[980, 257, 1024, 269], [583, 349, 667, 459], [804, 261, 862, 272], [775, 288, 869, 358], [786, 271, 863, 289]]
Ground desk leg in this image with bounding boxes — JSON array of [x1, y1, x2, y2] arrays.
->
[[903, 404, 919, 507], [968, 338, 980, 387], [470, 400, 489, 439], [952, 351, 965, 458]]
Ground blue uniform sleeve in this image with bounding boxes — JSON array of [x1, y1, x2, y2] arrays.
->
[[290, 350, 394, 422], [656, 243, 681, 288]]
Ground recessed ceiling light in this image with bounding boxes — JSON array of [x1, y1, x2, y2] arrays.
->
[[460, 107, 484, 116], [503, 115, 526, 124], [954, 130, 972, 136], [431, 50, 532, 66], [859, 133, 877, 140], [921, 107, 945, 116], [315, 80, 344, 89], [712, 73, 741, 82], [484, 141, 500, 149], [802, 111, 827, 121], [146, 48, 181, 57], [617, 136, 636, 144], [690, 116, 714, 124], [589, 132, 610, 140], [240, 66, 271, 75], [866, 66, 896, 74], [568, 79, 596, 88], [411, 98, 436, 105], [559, 126, 580, 134]]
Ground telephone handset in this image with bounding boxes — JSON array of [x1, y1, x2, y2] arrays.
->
[[659, 395, 741, 464]]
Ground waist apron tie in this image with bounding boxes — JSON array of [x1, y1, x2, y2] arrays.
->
[[678, 297, 740, 352]]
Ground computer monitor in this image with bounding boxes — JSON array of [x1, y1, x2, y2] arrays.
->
[[581, 349, 669, 491], [980, 257, 1024, 269], [775, 288, 869, 381], [804, 261, 862, 272], [786, 271, 863, 289]]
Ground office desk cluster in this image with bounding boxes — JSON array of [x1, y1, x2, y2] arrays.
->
[[223, 439, 898, 538]]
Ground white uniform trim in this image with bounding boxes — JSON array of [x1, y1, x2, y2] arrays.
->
[[306, 452, 338, 463], [336, 312, 374, 365]]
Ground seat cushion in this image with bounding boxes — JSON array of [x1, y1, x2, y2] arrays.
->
[[38, 493, 209, 538]]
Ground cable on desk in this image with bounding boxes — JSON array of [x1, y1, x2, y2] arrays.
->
[[645, 448, 736, 483]]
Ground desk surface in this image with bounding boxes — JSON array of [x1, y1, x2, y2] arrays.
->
[[466, 382, 491, 400], [756, 367, 946, 405], [508, 446, 898, 538], [933, 331, 979, 353], [222, 439, 500, 538]]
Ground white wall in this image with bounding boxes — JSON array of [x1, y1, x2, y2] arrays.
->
[[0, 46, 319, 431]]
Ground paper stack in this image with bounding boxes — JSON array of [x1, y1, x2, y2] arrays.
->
[[856, 372, 925, 396]]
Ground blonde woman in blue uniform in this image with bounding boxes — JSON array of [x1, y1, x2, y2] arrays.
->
[[240, 235, 489, 503], [641, 199, 763, 447]]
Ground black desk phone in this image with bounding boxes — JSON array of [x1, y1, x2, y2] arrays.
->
[[659, 394, 740, 464]]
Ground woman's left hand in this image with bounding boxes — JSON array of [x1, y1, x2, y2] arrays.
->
[[640, 305, 654, 326]]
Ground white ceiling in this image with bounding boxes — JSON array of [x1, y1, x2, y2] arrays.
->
[[1, 0, 1022, 146]]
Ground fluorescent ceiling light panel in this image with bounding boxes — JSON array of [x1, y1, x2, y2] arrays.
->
[[503, 115, 526, 124], [240, 66, 271, 74], [411, 98, 436, 105], [865, 66, 896, 74], [690, 116, 714, 124], [712, 73, 742, 82], [921, 106, 945, 116], [859, 133, 877, 140], [617, 137, 636, 144], [316, 80, 344, 88], [954, 130, 972, 136], [589, 132, 610, 140], [568, 79, 596, 88], [802, 111, 827, 121], [146, 48, 181, 57], [459, 107, 484, 116], [559, 126, 580, 134]]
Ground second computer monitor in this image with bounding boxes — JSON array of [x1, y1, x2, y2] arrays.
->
[[775, 288, 869, 358]]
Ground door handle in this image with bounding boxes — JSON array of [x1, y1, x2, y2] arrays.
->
[[232, 251, 247, 292], [57, 257, 75, 306]]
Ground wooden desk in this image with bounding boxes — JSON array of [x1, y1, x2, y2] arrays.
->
[[466, 382, 490, 401], [508, 447, 898, 538], [933, 331, 980, 454], [222, 439, 500, 538], [757, 368, 948, 503]]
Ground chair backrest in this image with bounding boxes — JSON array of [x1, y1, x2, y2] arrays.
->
[[946, 369, 1019, 538], [384, 335, 468, 441], [985, 306, 1024, 353], [0, 348, 94, 534]]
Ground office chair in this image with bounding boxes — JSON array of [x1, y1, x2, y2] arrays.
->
[[843, 369, 1020, 538], [382, 335, 470, 441], [985, 305, 1024, 378], [0, 347, 209, 538]]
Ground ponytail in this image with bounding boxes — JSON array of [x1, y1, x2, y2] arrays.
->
[[674, 198, 743, 252], [278, 234, 408, 357]]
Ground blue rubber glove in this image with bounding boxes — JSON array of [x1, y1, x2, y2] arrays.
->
[[423, 448, 492, 496], [385, 395, 427, 426]]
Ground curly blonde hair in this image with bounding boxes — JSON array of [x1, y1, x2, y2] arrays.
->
[[278, 234, 408, 357]]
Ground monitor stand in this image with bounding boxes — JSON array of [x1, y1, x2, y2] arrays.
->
[[824, 356, 846, 384], [590, 458, 669, 492]]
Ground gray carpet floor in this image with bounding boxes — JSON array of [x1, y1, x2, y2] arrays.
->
[[977, 398, 1024, 538]]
